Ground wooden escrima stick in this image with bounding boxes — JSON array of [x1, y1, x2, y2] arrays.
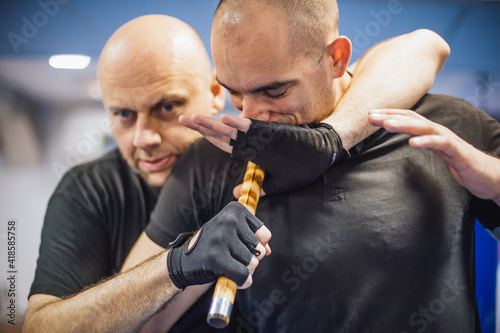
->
[[207, 161, 265, 328]]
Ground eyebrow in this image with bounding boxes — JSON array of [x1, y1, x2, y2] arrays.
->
[[109, 106, 132, 114], [149, 98, 171, 112], [109, 96, 186, 114], [216, 77, 298, 94]]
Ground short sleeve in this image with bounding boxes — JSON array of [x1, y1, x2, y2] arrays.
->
[[30, 150, 157, 299], [469, 196, 500, 231], [30, 186, 110, 298], [470, 106, 500, 230], [478, 108, 500, 156]]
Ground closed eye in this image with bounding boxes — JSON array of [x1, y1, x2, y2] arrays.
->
[[265, 87, 289, 99], [226, 88, 241, 97]]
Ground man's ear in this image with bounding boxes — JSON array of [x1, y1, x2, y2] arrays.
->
[[209, 70, 225, 115], [326, 36, 352, 78]]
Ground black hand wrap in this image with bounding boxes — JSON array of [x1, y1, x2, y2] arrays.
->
[[230, 119, 344, 195], [167, 202, 264, 289]]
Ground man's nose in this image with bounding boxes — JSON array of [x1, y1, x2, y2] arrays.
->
[[239, 96, 271, 121], [132, 116, 161, 150]]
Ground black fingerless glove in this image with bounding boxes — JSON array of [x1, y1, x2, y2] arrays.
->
[[167, 202, 264, 289], [230, 119, 344, 195]]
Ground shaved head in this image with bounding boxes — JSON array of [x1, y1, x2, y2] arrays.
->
[[98, 14, 212, 95], [214, 0, 339, 60], [211, 0, 350, 126], [97, 15, 224, 187]]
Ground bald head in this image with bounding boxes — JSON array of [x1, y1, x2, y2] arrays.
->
[[214, 0, 339, 60], [96, 15, 225, 187], [98, 15, 212, 94]]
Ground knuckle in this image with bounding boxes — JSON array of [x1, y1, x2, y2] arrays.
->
[[226, 201, 243, 216], [248, 256, 259, 269], [206, 253, 219, 268], [255, 245, 266, 260], [257, 227, 272, 243], [208, 234, 225, 249], [264, 230, 272, 243], [241, 276, 253, 289]]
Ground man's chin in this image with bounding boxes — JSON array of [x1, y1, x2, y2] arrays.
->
[[139, 169, 172, 188]]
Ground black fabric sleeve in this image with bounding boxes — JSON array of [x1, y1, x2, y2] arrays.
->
[[477, 108, 500, 156], [452, 98, 500, 231], [146, 139, 245, 248], [471, 104, 500, 230], [469, 196, 500, 231], [29, 150, 153, 299], [29, 176, 111, 298], [417, 95, 500, 231]]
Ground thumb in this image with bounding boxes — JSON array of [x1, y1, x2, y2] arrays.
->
[[233, 184, 266, 199], [444, 164, 465, 188]]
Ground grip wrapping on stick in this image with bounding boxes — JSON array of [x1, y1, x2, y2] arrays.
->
[[207, 162, 264, 328]]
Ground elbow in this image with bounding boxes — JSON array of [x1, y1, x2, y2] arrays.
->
[[23, 313, 54, 333], [23, 309, 43, 333], [22, 308, 35, 333], [23, 297, 59, 333], [412, 29, 450, 72], [22, 318, 36, 333]]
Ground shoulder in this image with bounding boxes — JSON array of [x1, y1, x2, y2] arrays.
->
[[56, 149, 132, 193], [174, 138, 243, 177], [413, 94, 492, 125], [182, 138, 233, 162], [168, 138, 245, 204], [413, 94, 500, 150], [50, 148, 148, 215], [45, 148, 156, 235], [414, 94, 477, 118], [62, 148, 127, 178]]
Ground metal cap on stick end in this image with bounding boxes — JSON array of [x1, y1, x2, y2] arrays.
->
[[207, 296, 233, 328], [207, 162, 264, 328], [208, 276, 237, 328]]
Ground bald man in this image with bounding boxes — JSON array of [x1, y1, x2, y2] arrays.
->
[[136, 1, 500, 331], [24, 14, 449, 332]]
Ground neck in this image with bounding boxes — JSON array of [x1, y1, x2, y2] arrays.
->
[[313, 72, 351, 125], [335, 71, 352, 107]]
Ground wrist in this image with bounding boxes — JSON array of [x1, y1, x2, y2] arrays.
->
[[165, 249, 185, 291], [318, 122, 345, 164], [159, 250, 182, 291]]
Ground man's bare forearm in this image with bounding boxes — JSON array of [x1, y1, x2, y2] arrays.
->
[[120, 232, 214, 332], [139, 283, 213, 332], [23, 251, 180, 333], [326, 29, 450, 150]]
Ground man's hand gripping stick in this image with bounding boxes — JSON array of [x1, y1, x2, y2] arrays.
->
[[207, 162, 264, 328]]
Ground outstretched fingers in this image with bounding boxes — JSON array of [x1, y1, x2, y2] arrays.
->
[[369, 109, 464, 157], [369, 109, 441, 136], [368, 109, 500, 202], [193, 114, 239, 139], [179, 114, 234, 153], [220, 114, 252, 133], [369, 109, 474, 162]]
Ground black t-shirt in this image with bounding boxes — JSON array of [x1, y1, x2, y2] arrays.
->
[[146, 94, 500, 332], [30, 149, 160, 298], [29, 148, 242, 333]]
